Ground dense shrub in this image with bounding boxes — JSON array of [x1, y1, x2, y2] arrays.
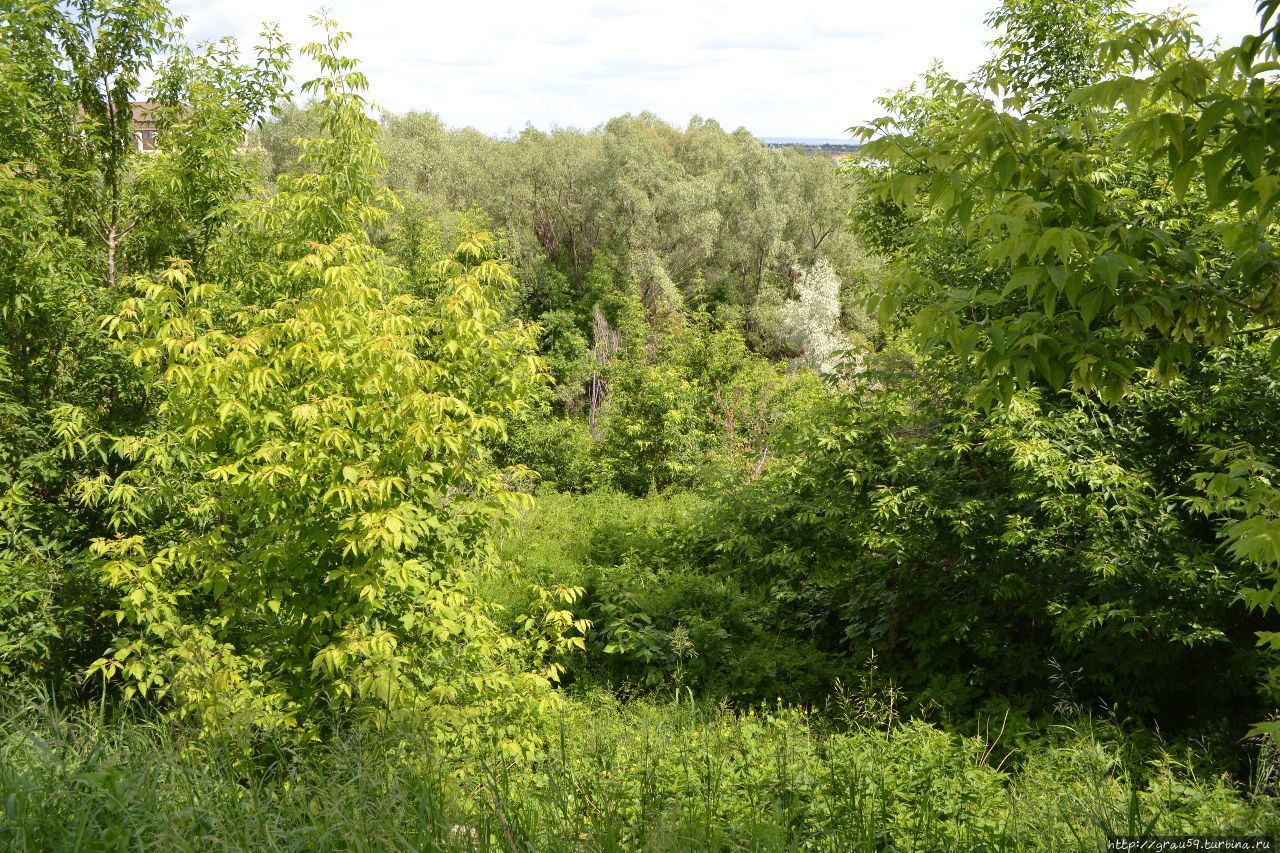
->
[[691, 340, 1275, 729]]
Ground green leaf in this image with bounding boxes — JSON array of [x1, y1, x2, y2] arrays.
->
[[1090, 254, 1125, 291], [994, 152, 1017, 187], [1202, 146, 1234, 205], [1004, 266, 1041, 297], [1079, 290, 1105, 329]]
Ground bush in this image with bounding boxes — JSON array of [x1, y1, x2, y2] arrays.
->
[[504, 413, 604, 492], [690, 340, 1275, 729], [491, 490, 852, 701]]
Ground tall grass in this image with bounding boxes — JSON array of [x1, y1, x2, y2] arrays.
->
[[2, 687, 1275, 851]]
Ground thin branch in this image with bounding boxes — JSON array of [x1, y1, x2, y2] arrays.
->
[[1233, 320, 1280, 335]]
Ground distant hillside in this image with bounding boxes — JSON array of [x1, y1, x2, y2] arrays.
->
[[760, 136, 860, 158]]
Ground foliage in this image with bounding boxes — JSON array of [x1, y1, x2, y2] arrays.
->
[[2, 689, 1275, 851], [854, 0, 1280, 399], [497, 297, 822, 497], [128, 25, 290, 274], [53, 20, 557, 752], [780, 257, 846, 372], [502, 413, 602, 493], [692, 339, 1272, 725], [275, 106, 878, 358], [493, 490, 849, 701], [852, 0, 1280, 730], [6, 0, 1280, 841], [982, 0, 1130, 113], [0, 0, 288, 690]]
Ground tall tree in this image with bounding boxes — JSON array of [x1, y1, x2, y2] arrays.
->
[[75, 18, 553, 744], [853, 0, 1280, 726]]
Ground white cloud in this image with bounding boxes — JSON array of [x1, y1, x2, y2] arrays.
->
[[170, 0, 1266, 138]]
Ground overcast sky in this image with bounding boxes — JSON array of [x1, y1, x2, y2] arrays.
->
[[171, 0, 1264, 139]]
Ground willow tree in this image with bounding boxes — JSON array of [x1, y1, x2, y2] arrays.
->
[[780, 258, 844, 372]]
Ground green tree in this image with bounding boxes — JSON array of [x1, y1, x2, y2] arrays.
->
[[852, 0, 1280, 726], [69, 19, 554, 746], [0, 0, 286, 685]]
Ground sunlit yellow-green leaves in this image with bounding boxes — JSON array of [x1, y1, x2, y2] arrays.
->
[[69, 20, 559, 752]]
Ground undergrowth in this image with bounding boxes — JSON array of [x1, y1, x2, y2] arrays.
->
[[2, 687, 1276, 851]]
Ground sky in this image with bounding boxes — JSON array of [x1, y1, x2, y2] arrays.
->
[[171, 0, 1265, 140]]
